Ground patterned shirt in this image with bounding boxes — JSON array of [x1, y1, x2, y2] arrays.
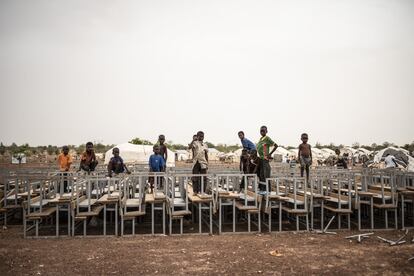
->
[[256, 136, 276, 160]]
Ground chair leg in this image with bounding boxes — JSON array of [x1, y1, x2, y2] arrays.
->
[[248, 213, 251, 232], [394, 209, 398, 230], [385, 210, 388, 229], [306, 214, 309, 231]]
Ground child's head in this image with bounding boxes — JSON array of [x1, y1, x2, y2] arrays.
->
[[335, 148, 340, 155], [62, 145, 69, 155], [241, 149, 248, 156], [250, 149, 258, 158], [158, 135, 165, 144], [238, 131, 245, 140], [112, 147, 120, 157], [260, 126, 267, 137], [86, 142, 94, 152], [192, 134, 198, 141], [301, 133, 308, 143], [153, 145, 160, 155], [197, 131, 204, 142]]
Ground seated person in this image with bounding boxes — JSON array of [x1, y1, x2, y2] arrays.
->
[[79, 142, 98, 173], [107, 147, 131, 177]]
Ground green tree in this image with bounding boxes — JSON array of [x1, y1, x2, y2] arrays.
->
[[129, 137, 153, 145], [352, 142, 360, 149], [205, 141, 215, 148]]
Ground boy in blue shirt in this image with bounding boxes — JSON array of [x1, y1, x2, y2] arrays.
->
[[148, 145, 166, 192]]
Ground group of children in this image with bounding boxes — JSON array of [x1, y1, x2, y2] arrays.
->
[[238, 131, 313, 190], [58, 129, 349, 194]]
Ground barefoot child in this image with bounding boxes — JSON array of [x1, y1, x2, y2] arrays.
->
[[298, 133, 312, 181]]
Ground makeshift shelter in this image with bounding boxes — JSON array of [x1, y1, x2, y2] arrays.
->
[[353, 148, 372, 163], [311, 148, 324, 161], [373, 147, 411, 169], [104, 143, 175, 167], [272, 147, 295, 162], [208, 148, 222, 161], [320, 148, 336, 159], [175, 150, 190, 161]]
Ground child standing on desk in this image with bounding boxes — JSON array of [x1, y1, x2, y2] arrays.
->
[[149, 145, 165, 193]]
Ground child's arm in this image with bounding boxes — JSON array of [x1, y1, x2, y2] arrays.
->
[[107, 161, 112, 177], [164, 147, 168, 162], [124, 164, 131, 174], [298, 145, 301, 161], [309, 145, 312, 162], [269, 143, 278, 157]]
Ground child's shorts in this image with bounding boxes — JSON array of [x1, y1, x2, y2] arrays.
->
[[300, 156, 312, 167]]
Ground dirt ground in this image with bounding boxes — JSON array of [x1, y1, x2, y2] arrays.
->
[[0, 227, 413, 275]]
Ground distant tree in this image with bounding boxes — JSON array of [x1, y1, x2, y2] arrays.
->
[[215, 143, 241, 153], [352, 142, 360, 149], [315, 142, 322, 149], [76, 145, 85, 155], [129, 137, 153, 145], [0, 142, 5, 155], [205, 141, 215, 148], [382, 141, 391, 148], [167, 143, 187, 151]]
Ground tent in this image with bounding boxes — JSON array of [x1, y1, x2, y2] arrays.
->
[[175, 150, 190, 161], [208, 148, 223, 161], [272, 147, 295, 162], [320, 148, 336, 159], [104, 143, 175, 167], [373, 147, 410, 167]]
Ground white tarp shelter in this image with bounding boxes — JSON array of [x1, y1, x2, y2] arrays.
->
[[175, 150, 190, 161], [208, 148, 222, 161], [104, 143, 175, 167]]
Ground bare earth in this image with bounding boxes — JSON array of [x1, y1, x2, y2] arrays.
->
[[0, 227, 413, 275]]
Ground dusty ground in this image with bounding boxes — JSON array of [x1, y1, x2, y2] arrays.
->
[[0, 227, 413, 275]]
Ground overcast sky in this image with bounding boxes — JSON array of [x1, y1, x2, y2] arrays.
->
[[1, 0, 413, 147]]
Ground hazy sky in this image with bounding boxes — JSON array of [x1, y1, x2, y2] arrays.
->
[[1, 0, 413, 147]]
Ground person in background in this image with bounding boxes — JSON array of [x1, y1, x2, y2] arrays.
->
[[384, 154, 398, 169], [334, 149, 348, 169], [157, 135, 168, 164]]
